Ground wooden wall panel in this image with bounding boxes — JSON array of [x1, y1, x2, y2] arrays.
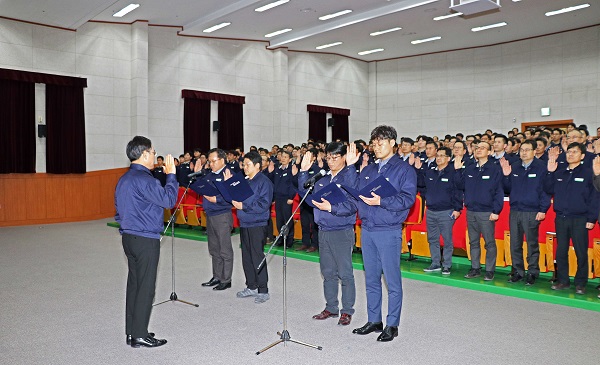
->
[[46, 176, 66, 219], [0, 168, 128, 227]]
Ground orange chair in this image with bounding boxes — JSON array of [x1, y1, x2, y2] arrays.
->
[[403, 194, 423, 260]]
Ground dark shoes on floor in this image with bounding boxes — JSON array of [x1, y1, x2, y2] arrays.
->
[[312, 310, 338, 320], [377, 326, 398, 342], [306, 247, 318, 253], [464, 268, 481, 279], [575, 285, 586, 295], [213, 282, 231, 291], [352, 321, 383, 335], [127, 332, 154, 345], [130, 335, 166, 348], [201, 277, 220, 287], [525, 273, 536, 286], [551, 282, 570, 291]]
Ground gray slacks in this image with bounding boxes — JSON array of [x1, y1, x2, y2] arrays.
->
[[206, 212, 234, 283], [426, 209, 455, 269], [467, 211, 497, 272]]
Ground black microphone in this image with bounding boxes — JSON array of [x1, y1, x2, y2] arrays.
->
[[187, 170, 205, 179], [303, 169, 327, 189]]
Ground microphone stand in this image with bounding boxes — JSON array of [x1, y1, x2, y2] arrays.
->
[[154, 178, 199, 308], [256, 181, 322, 355]]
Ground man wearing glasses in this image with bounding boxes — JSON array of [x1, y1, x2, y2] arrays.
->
[[192, 148, 235, 291], [455, 141, 504, 281], [545, 143, 599, 295], [115, 136, 177, 348], [297, 142, 359, 326], [351, 125, 417, 342], [415, 147, 463, 275], [499, 140, 551, 286]]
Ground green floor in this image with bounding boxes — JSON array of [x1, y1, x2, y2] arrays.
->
[[107, 222, 600, 312]]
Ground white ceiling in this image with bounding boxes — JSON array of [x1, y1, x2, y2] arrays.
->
[[1, 0, 599, 61]]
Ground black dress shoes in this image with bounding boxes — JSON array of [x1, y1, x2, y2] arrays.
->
[[213, 282, 232, 291], [352, 322, 383, 335], [377, 326, 398, 342], [130, 335, 167, 348], [202, 277, 220, 287], [127, 332, 154, 345]]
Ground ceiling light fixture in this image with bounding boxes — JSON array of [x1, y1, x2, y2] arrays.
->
[[370, 27, 402, 36], [545, 3, 590, 16], [319, 9, 352, 21], [358, 48, 384, 56], [411, 36, 441, 45], [316, 42, 343, 50], [433, 12, 462, 20], [471, 22, 508, 32], [265, 28, 293, 37], [203, 22, 231, 33], [113, 4, 140, 18], [255, 0, 290, 12]]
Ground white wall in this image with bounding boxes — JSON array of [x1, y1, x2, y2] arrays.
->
[[1, 17, 599, 171], [373, 26, 600, 138]]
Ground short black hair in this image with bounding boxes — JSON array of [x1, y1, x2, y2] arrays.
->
[[371, 125, 397, 142], [567, 142, 585, 154], [495, 134, 508, 145], [454, 140, 467, 149], [520, 139, 536, 150], [281, 150, 292, 158], [426, 140, 437, 148], [243, 151, 261, 166], [325, 142, 347, 156], [208, 148, 226, 160], [126, 136, 152, 161], [157, 155, 164, 161], [535, 137, 548, 147], [437, 147, 452, 157], [401, 137, 414, 145]]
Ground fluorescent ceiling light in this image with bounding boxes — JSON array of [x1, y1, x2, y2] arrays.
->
[[512, 0, 522, 2], [545, 3, 590, 16], [203, 22, 231, 33], [316, 42, 343, 50], [255, 0, 289, 12], [113, 4, 139, 18], [433, 12, 462, 20], [358, 48, 384, 56], [319, 10, 352, 21], [265, 28, 292, 38], [471, 22, 508, 32], [370, 27, 402, 36], [411, 36, 441, 45]]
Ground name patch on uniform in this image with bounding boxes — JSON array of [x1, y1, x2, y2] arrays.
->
[[513, 174, 519, 177], [441, 178, 449, 182], [216, 178, 222, 182], [575, 177, 584, 182], [528, 174, 536, 178], [482, 176, 490, 180], [282, 173, 288, 176]]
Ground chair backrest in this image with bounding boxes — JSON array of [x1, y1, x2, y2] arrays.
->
[[404, 194, 423, 225]]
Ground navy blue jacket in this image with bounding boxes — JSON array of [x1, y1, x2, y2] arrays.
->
[[353, 155, 417, 231], [152, 166, 167, 187], [268, 164, 296, 200], [556, 150, 595, 169], [490, 152, 517, 166], [415, 158, 437, 196], [456, 159, 504, 214], [502, 158, 551, 213], [191, 167, 233, 217], [115, 164, 178, 239], [298, 166, 358, 232], [417, 165, 463, 212], [236, 173, 273, 227], [176, 162, 193, 187], [543, 164, 599, 222]]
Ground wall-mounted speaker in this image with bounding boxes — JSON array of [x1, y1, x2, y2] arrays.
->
[[327, 118, 335, 127], [38, 124, 47, 138], [213, 120, 220, 132]]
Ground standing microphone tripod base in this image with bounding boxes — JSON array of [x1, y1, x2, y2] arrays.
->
[[256, 184, 322, 355], [154, 180, 199, 308]]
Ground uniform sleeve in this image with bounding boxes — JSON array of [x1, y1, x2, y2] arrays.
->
[[452, 175, 464, 212], [543, 172, 555, 195], [492, 170, 504, 215], [242, 179, 273, 215], [593, 174, 600, 192], [379, 165, 417, 212], [141, 174, 178, 209]]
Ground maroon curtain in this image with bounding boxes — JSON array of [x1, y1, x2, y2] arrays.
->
[[308, 111, 326, 142], [0, 68, 87, 87], [46, 84, 86, 173], [307, 104, 350, 116], [184, 98, 211, 153], [182, 89, 245, 104], [0, 79, 35, 173], [331, 114, 349, 142], [217, 102, 243, 150]]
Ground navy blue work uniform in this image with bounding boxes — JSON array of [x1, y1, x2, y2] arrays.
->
[[115, 164, 178, 339], [354, 155, 417, 328], [268, 164, 296, 247]]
